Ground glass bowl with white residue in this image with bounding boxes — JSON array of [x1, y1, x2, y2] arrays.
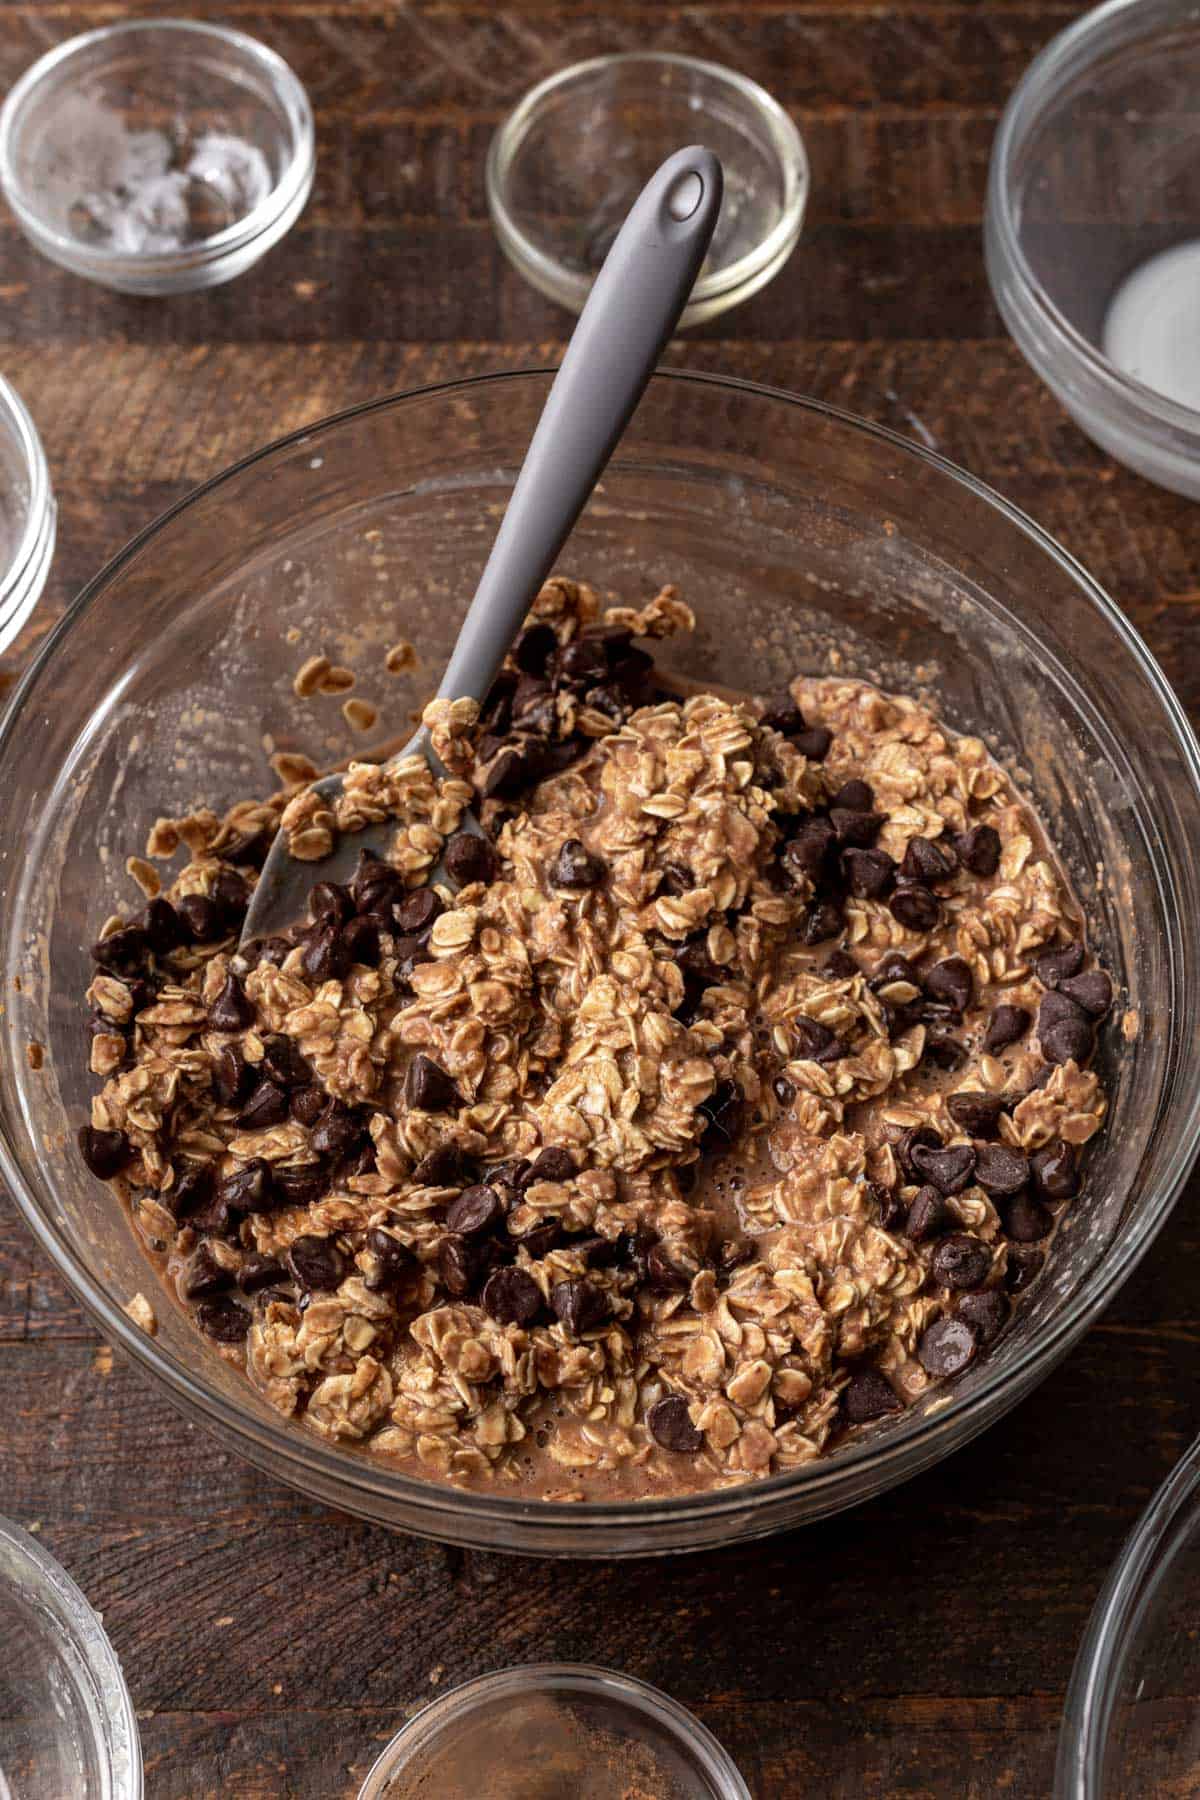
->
[[0, 19, 314, 296]]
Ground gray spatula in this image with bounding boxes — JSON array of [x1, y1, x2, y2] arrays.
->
[[240, 145, 723, 949]]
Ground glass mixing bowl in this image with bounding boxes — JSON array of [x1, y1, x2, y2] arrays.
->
[[1, 371, 1198, 1557]]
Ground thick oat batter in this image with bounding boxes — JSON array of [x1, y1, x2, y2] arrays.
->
[[77, 579, 1111, 1498]]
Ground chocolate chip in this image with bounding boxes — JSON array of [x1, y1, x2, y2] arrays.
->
[[832, 808, 885, 848], [209, 973, 254, 1031], [897, 1124, 942, 1180], [924, 1028, 966, 1070], [831, 779, 875, 813], [984, 1005, 1031, 1053], [870, 1181, 907, 1232], [795, 726, 833, 762], [955, 824, 1002, 876], [237, 1080, 289, 1130], [391, 934, 432, 980], [911, 1142, 977, 1195], [582, 684, 627, 725], [404, 1055, 460, 1113], [648, 1394, 703, 1453], [904, 1185, 950, 1243], [512, 1218, 563, 1259], [783, 817, 837, 884], [211, 870, 250, 926], [615, 1225, 658, 1282], [182, 1243, 232, 1299], [972, 1143, 1030, 1196], [290, 1083, 327, 1127], [1059, 969, 1113, 1017], [843, 848, 896, 900], [900, 836, 956, 884], [414, 1144, 470, 1188], [310, 1103, 366, 1161], [287, 1234, 347, 1292], [792, 1016, 845, 1063], [677, 937, 723, 989], [365, 1228, 414, 1291], [889, 884, 941, 931], [394, 887, 442, 934], [444, 831, 497, 887], [998, 1184, 1051, 1241], [196, 1297, 251, 1343], [237, 1253, 288, 1295], [1031, 1141, 1078, 1201], [842, 1368, 903, 1424], [216, 1158, 271, 1217], [77, 1124, 132, 1180], [760, 693, 805, 735], [142, 897, 184, 954], [1034, 941, 1085, 989], [957, 1288, 1008, 1343], [924, 956, 973, 1015], [513, 622, 558, 673], [177, 895, 223, 944], [550, 1278, 609, 1335], [871, 951, 919, 990], [91, 925, 148, 975], [801, 898, 845, 944], [1038, 990, 1094, 1066], [341, 915, 382, 967], [946, 1092, 1004, 1137], [772, 1074, 796, 1106], [930, 1233, 992, 1290], [1005, 1244, 1044, 1291], [659, 862, 693, 897], [528, 1147, 575, 1184], [225, 828, 271, 869], [647, 1243, 691, 1293], [551, 839, 607, 890], [309, 881, 351, 927], [483, 745, 533, 799], [301, 925, 351, 984], [246, 934, 292, 969], [482, 1265, 544, 1327], [260, 1035, 310, 1090], [698, 1080, 743, 1148], [826, 949, 859, 980], [438, 1233, 487, 1297], [445, 1185, 503, 1236], [350, 851, 404, 915], [918, 1314, 979, 1377], [170, 1162, 213, 1219]]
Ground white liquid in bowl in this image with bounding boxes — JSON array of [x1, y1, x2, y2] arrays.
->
[[1103, 239, 1200, 412]]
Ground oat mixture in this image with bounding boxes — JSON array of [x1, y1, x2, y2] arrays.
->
[[76, 578, 1112, 1498]]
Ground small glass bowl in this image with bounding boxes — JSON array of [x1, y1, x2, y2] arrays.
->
[[0, 19, 315, 296], [986, 0, 1200, 497], [357, 1664, 749, 1799], [0, 374, 55, 655], [1058, 1432, 1200, 1795], [0, 1515, 141, 1798], [487, 53, 808, 327]]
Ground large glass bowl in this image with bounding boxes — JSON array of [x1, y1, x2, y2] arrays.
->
[[1, 371, 1198, 1558]]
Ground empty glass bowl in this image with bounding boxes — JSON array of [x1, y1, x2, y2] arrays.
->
[[0, 1516, 141, 1798], [987, 0, 1200, 496], [357, 1665, 749, 1799], [0, 374, 54, 654], [487, 54, 808, 326], [1058, 1432, 1200, 1795], [0, 20, 314, 295], [1, 371, 1199, 1556]]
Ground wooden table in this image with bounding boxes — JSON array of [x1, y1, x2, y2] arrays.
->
[[3, 4, 1198, 1794]]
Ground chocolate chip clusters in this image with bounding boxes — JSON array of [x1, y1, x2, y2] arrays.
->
[[76, 578, 1112, 1497]]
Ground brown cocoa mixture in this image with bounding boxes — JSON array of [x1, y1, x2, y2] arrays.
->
[[76, 578, 1111, 1499]]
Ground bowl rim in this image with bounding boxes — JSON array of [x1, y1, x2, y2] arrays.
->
[[0, 17, 316, 278], [1057, 1430, 1200, 1796], [485, 51, 810, 309], [987, 0, 1200, 439], [3, 366, 1200, 1537], [0, 372, 54, 626]]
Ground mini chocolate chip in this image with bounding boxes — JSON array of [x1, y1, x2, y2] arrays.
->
[[957, 1288, 1008, 1343], [842, 847, 896, 900], [904, 1185, 950, 1243], [211, 870, 250, 925], [341, 915, 382, 967], [1038, 990, 1094, 1066], [698, 1079, 743, 1148], [444, 831, 497, 887], [209, 973, 254, 1031], [310, 1102, 366, 1160], [177, 895, 223, 944], [801, 898, 845, 944], [196, 1297, 251, 1343], [182, 1243, 232, 1299], [260, 1034, 310, 1090], [760, 693, 805, 735], [350, 850, 404, 913], [973, 1143, 1030, 1196], [795, 726, 833, 762], [831, 808, 885, 848], [930, 1233, 993, 1290], [924, 956, 973, 1015], [772, 1075, 796, 1106], [482, 1265, 544, 1326], [1058, 969, 1113, 1017], [528, 1147, 575, 1184], [889, 884, 941, 931], [290, 1083, 327, 1127], [647, 1243, 691, 1294], [1034, 941, 1086, 989], [1031, 1141, 1078, 1201], [445, 1184, 503, 1237], [955, 824, 1002, 877], [946, 1092, 1004, 1137], [217, 1158, 271, 1216], [1002, 1189, 1054, 1242], [550, 1278, 609, 1335], [77, 1124, 132, 1180], [309, 881, 351, 927], [365, 1228, 414, 1291], [142, 897, 184, 954], [792, 1016, 845, 1063], [414, 1144, 470, 1188], [826, 950, 859, 980], [900, 835, 956, 884], [984, 1005, 1031, 1053], [170, 1161, 213, 1219], [91, 925, 149, 975], [237, 1252, 288, 1295], [911, 1142, 977, 1195], [648, 1394, 703, 1453], [438, 1232, 487, 1297], [404, 1054, 460, 1113], [394, 887, 442, 934], [301, 925, 351, 984], [831, 779, 875, 813], [237, 1080, 289, 1130], [287, 1234, 347, 1292], [513, 621, 558, 673], [897, 1124, 942, 1180], [919, 1314, 979, 1377], [842, 1368, 903, 1424], [551, 839, 607, 890], [1005, 1244, 1044, 1292], [783, 818, 837, 885]]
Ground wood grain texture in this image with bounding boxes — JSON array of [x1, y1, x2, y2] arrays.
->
[[3, 4, 1199, 1796]]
